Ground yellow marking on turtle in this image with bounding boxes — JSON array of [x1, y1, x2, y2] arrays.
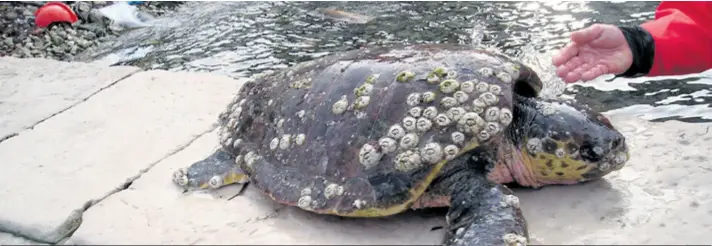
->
[[522, 138, 595, 182], [198, 172, 250, 189], [334, 140, 482, 217]]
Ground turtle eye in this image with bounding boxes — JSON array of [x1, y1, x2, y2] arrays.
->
[[579, 143, 604, 162]]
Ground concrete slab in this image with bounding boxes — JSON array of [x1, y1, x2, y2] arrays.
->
[[68, 114, 712, 245], [0, 69, 242, 244], [67, 129, 447, 245], [0, 57, 141, 141], [0, 232, 47, 245]]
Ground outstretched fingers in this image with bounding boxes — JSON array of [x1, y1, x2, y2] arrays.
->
[[552, 25, 602, 67], [570, 24, 604, 44], [556, 56, 585, 83], [553, 24, 608, 83], [552, 42, 579, 67]]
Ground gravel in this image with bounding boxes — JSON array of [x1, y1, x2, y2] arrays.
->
[[0, 1, 183, 61]]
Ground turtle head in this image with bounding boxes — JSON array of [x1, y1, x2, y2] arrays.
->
[[172, 149, 249, 191], [503, 95, 629, 187]]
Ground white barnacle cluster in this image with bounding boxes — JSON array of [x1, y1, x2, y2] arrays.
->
[[536, 101, 557, 116], [359, 142, 384, 170], [298, 187, 315, 210], [453, 91, 469, 103], [332, 74, 381, 116], [353, 95, 371, 110], [359, 62, 518, 172], [324, 183, 345, 199], [420, 142, 444, 164], [602, 151, 628, 172], [421, 91, 436, 103], [332, 95, 349, 114], [269, 133, 307, 151], [244, 151, 262, 169], [394, 150, 423, 172], [502, 233, 527, 246], [396, 71, 416, 83], [208, 175, 224, 189], [219, 99, 247, 147], [501, 194, 520, 208], [612, 151, 627, 166], [598, 162, 611, 171], [502, 62, 521, 79], [526, 138, 543, 154], [172, 168, 189, 187], [408, 106, 423, 117], [289, 77, 313, 89], [555, 148, 566, 158], [219, 128, 233, 149], [439, 79, 460, 94]]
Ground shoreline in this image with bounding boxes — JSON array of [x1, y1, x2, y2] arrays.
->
[[0, 1, 183, 61]]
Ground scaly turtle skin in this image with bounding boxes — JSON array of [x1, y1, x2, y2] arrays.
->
[[171, 44, 630, 246]]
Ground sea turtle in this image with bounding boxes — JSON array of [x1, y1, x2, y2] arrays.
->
[[171, 44, 630, 246]]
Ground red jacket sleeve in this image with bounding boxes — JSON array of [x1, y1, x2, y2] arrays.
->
[[640, 1, 712, 76]]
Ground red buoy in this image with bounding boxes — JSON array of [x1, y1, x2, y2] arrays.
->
[[34, 2, 79, 28]]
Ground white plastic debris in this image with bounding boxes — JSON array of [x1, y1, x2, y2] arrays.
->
[[97, 1, 153, 28]]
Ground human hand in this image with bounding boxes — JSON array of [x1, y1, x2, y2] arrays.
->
[[552, 24, 634, 83]]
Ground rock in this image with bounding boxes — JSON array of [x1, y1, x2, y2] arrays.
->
[[50, 34, 63, 45], [56, 29, 67, 38], [4, 12, 17, 20], [87, 9, 106, 25], [107, 24, 124, 34], [51, 46, 62, 54], [22, 9, 32, 17], [20, 47, 31, 57], [0, 1, 184, 62], [75, 38, 91, 48], [74, 1, 92, 21]]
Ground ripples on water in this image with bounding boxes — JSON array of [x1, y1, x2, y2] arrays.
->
[[78, 1, 712, 123]]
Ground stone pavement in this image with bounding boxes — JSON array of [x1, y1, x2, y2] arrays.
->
[[0, 57, 710, 245]]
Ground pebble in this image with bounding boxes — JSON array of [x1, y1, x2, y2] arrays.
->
[[0, 1, 183, 60]]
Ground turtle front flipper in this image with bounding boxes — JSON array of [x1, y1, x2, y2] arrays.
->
[[441, 155, 528, 246], [172, 149, 250, 191]]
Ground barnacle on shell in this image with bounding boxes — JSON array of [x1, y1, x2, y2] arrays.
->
[[396, 71, 416, 82], [460, 81, 475, 93], [439, 79, 460, 94], [421, 92, 436, 103]]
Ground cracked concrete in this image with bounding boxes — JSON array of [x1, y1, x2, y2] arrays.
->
[[0, 57, 141, 143], [0, 232, 47, 245], [65, 129, 448, 245], [64, 113, 712, 245], [2, 58, 712, 245], [0, 58, 241, 244]]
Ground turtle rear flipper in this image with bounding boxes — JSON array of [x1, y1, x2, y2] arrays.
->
[[172, 149, 250, 191], [441, 155, 528, 246]]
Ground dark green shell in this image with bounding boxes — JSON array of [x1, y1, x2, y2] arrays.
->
[[215, 44, 542, 216]]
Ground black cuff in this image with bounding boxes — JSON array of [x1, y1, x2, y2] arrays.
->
[[616, 25, 655, 78]]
